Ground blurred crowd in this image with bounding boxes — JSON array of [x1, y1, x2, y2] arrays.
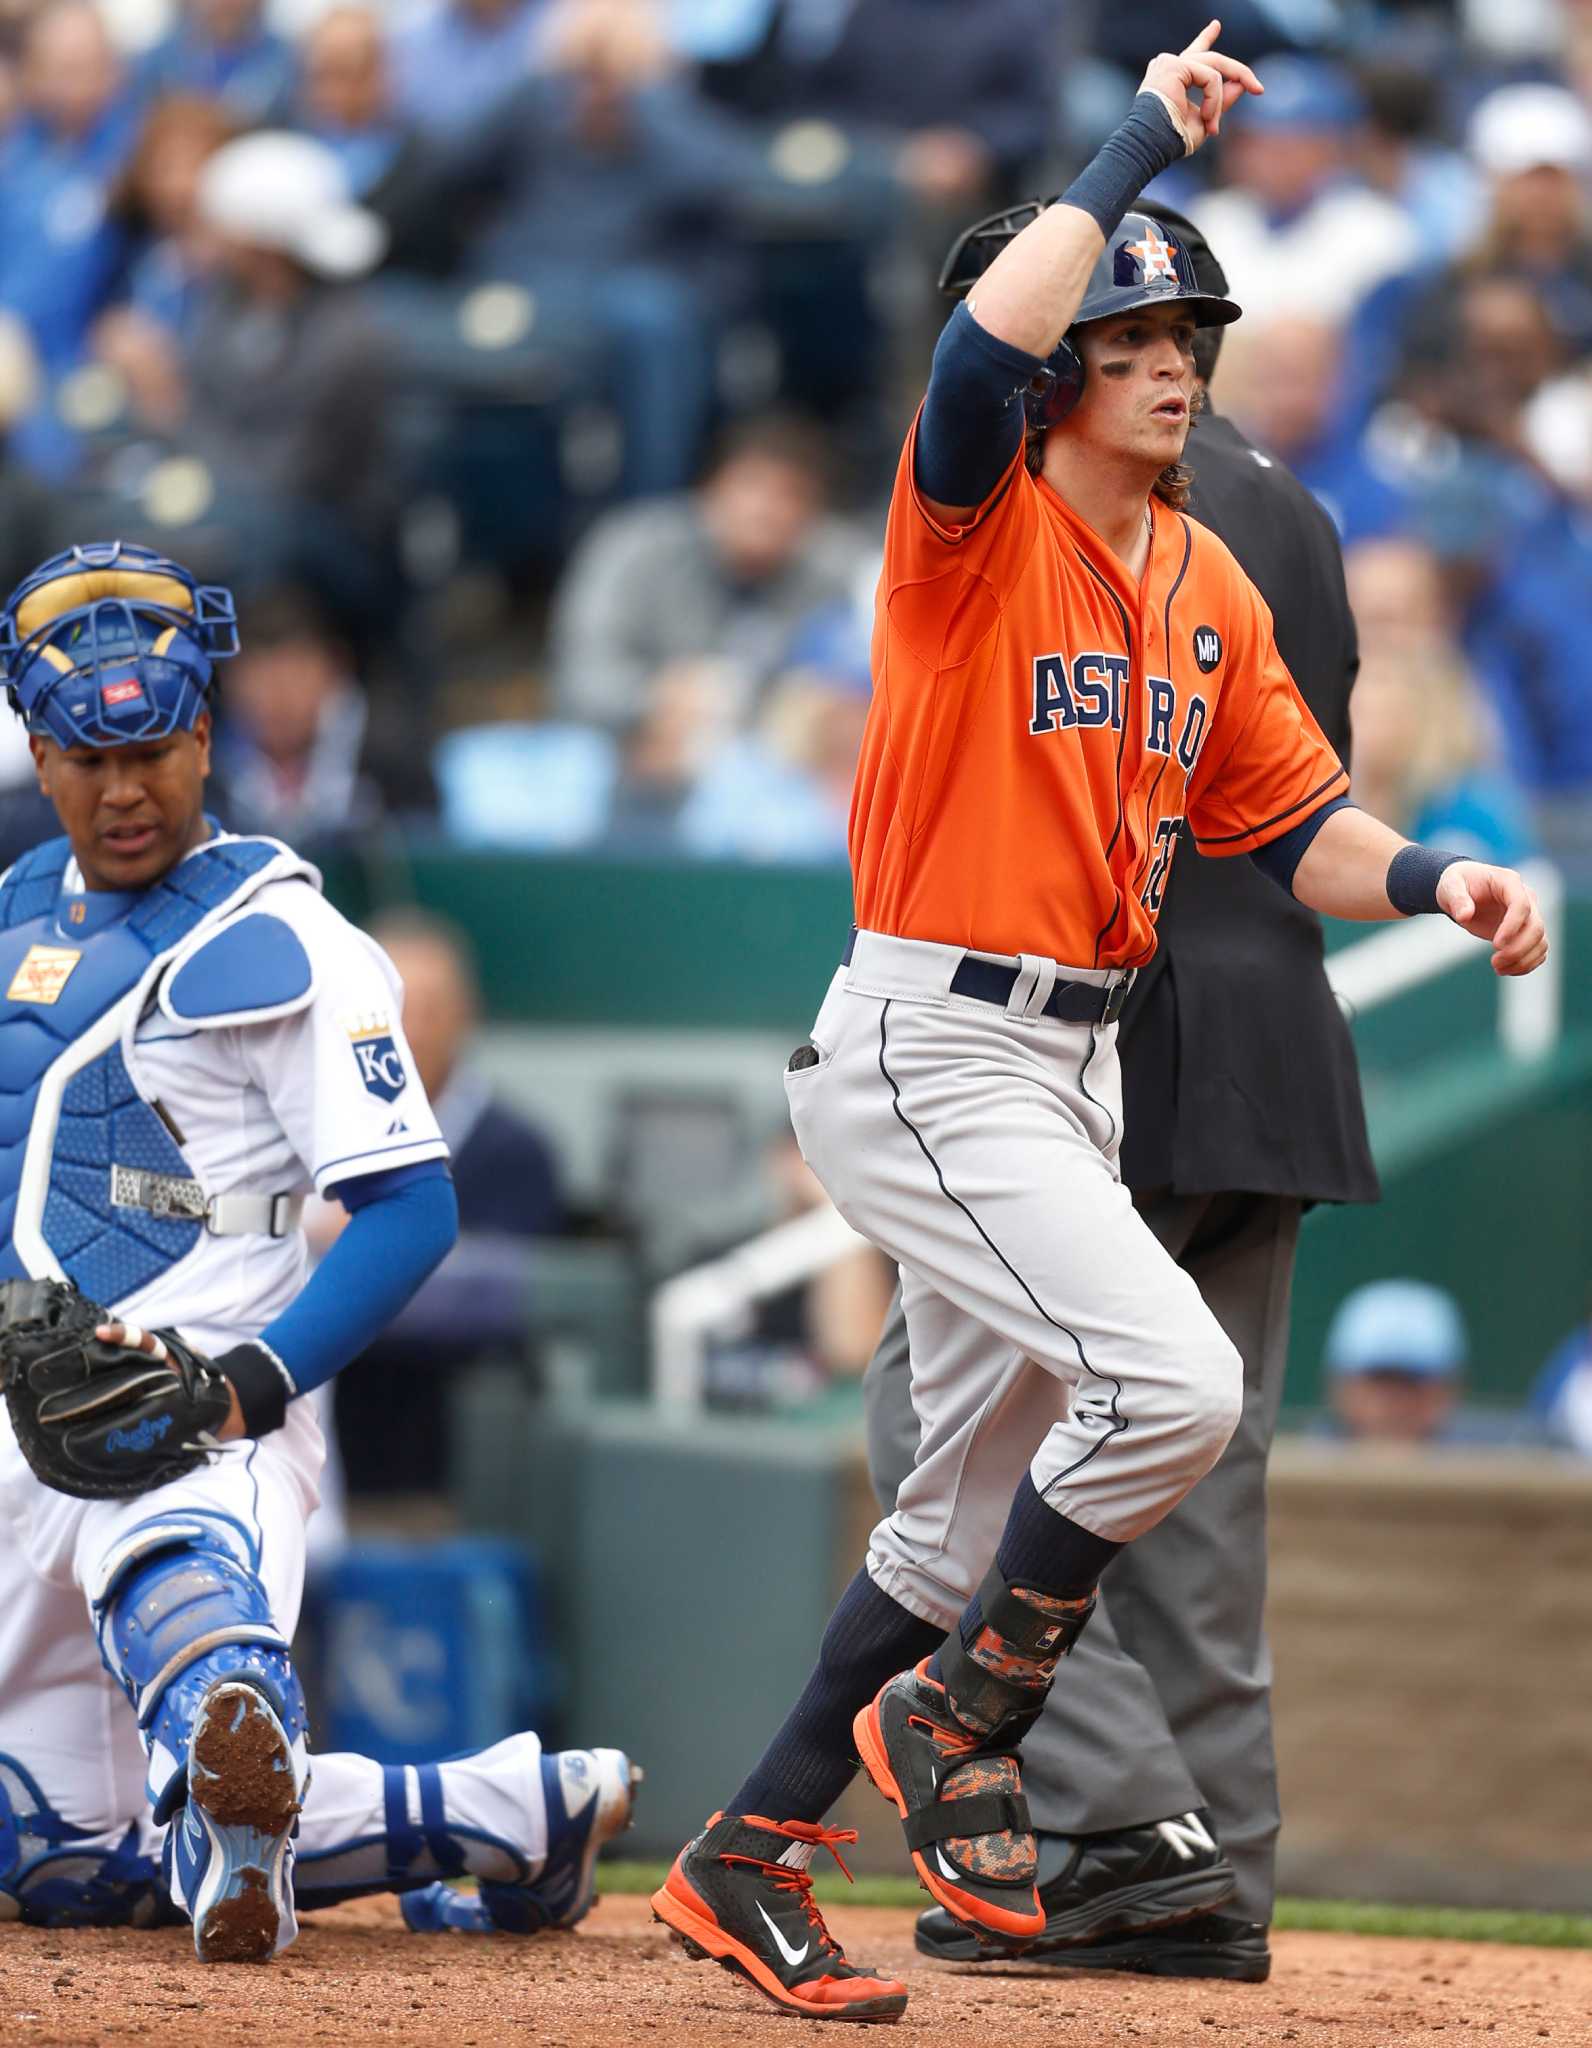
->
[[1315, 1277, 1574, 1449], [0, 1, 1588, 878]]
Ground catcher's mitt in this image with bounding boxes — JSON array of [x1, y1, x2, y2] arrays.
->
[[0, 1277, 233, 1500]]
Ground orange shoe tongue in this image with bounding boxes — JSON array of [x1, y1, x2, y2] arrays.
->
[[939, 1757, 1038, 1883]]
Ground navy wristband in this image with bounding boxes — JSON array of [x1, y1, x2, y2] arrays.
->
[[216, 1339, 295, 1438], [1386, 844, 1468, 916], [1059, 94, 1185, 238]]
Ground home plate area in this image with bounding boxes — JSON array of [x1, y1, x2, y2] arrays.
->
[[5, 1895, 1592, 2047]]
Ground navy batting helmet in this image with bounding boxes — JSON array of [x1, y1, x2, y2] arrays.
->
[[938, 204, 1241, 429], [0, 542, 239, 750]]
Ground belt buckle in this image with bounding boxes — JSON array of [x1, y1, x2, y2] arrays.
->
[[1103, 970, 1135, 1025]]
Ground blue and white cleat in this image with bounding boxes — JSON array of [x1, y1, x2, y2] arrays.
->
[[483, 1746, 640, 1933], [170, 1678, 306, 1963], [400, 1747, 640, 1937]]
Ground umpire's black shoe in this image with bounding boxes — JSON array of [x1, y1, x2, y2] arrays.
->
[[914, 1806, 1238, 1957], [918, 1908, 1270, 1982]]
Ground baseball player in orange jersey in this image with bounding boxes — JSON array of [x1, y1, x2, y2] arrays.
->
[[652, 24, 1548, 2024]]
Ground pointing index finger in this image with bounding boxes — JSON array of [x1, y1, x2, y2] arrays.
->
[[1183, 19, 1222, 57]]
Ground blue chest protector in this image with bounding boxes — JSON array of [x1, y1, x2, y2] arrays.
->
[[0, 834, 305, 1299]]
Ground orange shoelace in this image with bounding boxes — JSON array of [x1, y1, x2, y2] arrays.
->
[[729, 1820, 860, 1949], [912, 1709, 980, 1759]]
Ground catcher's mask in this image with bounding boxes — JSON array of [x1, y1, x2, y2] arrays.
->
[[1, 541, 239, 750], [938, 202, 1242, 430]]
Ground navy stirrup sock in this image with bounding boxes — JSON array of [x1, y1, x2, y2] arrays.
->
[[989, 1470, 1121, 1605], [728, 1567, 942, 1824]]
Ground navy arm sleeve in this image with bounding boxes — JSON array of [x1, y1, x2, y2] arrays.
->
[[256, 1159, 459, 1397], [915, 301, 1048, 510], [1249, 795, 1354, 894]]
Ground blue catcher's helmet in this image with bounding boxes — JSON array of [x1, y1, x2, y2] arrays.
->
[[938, 205, 1241, 430], [0, 541, 239, 750]]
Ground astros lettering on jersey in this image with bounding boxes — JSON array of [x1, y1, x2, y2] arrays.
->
[[850, 421, 1349, 969]]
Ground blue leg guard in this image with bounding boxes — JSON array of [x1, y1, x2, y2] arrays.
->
[[327, 1742, 638, 1937], [293, 1743, 569, 1913], [292, 1762, 483, 1908], [90, 1511, 307, 1822], [0, 1754, 178, 1929]]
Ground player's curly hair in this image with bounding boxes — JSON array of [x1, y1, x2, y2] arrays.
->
[[1024, 384, 1205, 511], [1150, 459, 1194, 512]]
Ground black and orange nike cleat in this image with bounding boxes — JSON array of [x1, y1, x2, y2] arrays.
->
[[652, 1812, 908, 2022], [853, 1660, 1046, 1943]]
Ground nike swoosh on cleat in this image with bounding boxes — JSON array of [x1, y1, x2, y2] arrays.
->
[[756, 1899, 810, 1966]]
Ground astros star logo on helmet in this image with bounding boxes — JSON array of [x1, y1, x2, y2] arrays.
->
[[1124, 222, 1180, 284]]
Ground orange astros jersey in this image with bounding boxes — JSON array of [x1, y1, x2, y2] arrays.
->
[[850, 416, 1349, 970]]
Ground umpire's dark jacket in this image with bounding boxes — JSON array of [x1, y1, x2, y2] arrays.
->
[[1118, 408, 1378, 1206]]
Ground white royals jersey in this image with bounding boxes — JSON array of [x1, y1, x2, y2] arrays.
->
[[68, 834, 448, 1356]]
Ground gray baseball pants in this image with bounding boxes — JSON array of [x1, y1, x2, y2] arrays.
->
[[865, 1188, 1301, 1924], [785, 930, 1242, 1604]]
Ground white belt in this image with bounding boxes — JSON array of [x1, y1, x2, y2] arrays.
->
[[110, 1165, 303, 1239]]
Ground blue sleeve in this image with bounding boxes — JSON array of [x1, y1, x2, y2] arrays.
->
[[915, 301, 1045, 510], [258, 1159, 458, 1396], [1249, 795, 1354, 895]]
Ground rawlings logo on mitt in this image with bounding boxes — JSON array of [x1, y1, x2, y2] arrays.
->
[[0, 1276, 233, 1499]]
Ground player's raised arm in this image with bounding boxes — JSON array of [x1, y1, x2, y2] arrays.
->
[[970, 23, 1260, 359], [916, 22, 1261, 524]]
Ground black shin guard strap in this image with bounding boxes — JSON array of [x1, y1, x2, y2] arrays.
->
[[902, 1788, 1033, 1854], [980, 1573, 1097, 1658], [937, 1566, 1098, 1736]]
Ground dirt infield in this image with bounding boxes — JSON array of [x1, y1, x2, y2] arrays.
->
[[5, 1894, 1590, 2047]]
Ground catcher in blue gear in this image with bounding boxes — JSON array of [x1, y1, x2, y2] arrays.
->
[[0, 539, 462, 1963]]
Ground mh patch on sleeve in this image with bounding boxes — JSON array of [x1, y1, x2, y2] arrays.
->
[[343, 1009, 408, 1102]]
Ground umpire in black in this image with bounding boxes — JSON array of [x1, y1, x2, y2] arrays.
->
[[865, 205, 1378, 1983]]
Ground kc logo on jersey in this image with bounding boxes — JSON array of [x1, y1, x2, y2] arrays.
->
[[344, 1008, 408, 1101], [7, 943, 82, 1005]]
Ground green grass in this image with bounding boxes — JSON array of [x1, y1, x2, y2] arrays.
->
[[599, 1862, 1592, 1949], [1271, 1899, 1592, 1949]]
